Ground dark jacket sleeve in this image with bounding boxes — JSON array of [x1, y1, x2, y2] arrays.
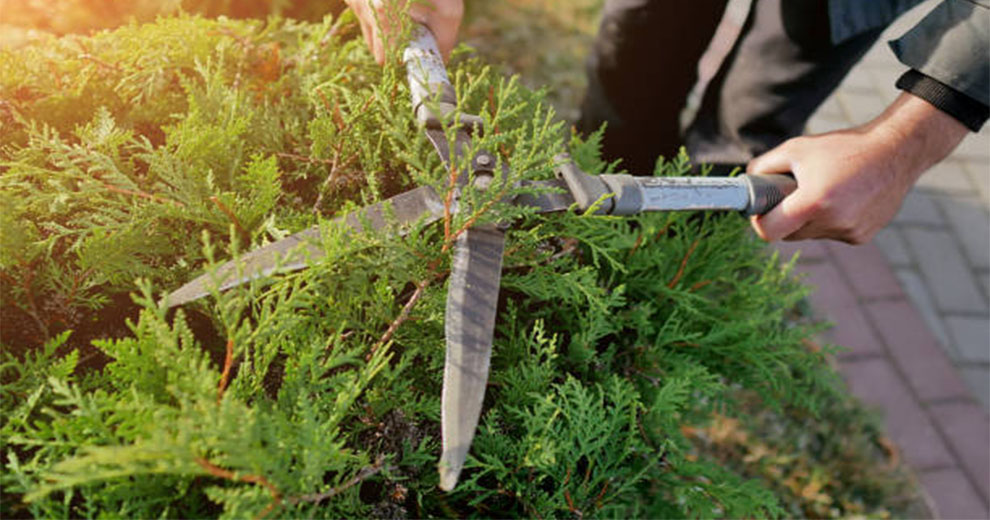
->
[[888, 0, 989, 109]]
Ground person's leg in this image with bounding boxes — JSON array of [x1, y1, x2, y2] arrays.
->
[[685, 0, 885, 168], [576, 0, 728, 174]]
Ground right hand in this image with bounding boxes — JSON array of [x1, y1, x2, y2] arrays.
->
[[344, 0, 464, 64]]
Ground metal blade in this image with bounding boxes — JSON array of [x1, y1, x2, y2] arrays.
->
[[439, 224, 505, 491], [514, 178, 575, 213], [167, 185, 446, 307]]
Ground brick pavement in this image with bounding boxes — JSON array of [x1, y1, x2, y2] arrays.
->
[[686, 0, 989, 514], [775, 2, 990, 517]]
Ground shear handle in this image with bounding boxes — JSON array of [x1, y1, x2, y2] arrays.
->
[[403, 24, 457, 124]]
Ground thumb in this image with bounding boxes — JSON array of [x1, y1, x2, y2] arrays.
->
[[747, 143, 794, 176]]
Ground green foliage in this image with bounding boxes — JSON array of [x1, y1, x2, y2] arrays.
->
[[1, 13, 917, 519]]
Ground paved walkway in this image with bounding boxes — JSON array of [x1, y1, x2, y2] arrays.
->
[[771, 2, 990, 518]]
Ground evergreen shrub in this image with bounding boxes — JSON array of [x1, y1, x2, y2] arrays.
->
[[1, 12, 879, 518]]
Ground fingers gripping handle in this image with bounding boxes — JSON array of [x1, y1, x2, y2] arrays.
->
[[743, 174, 797, 216], [403, 24, 457, 124]]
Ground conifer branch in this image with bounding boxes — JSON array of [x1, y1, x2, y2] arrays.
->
[[667, 239, 700, 288], [370, 276, 432, 357], [689, 280, 712, 292], [194, 457, 282, 516], [285, 456, 386, 506], [312, 149, 359, 214], [209, 196, 249, 244], [217, 338, 234, 404], [276, 151, 335, 165], [628, 232, 644, 259], [78, 54, 121, 73], [441, 164, 459, 244], [3, 260, 49, 341], [103, 183, 184, 207]]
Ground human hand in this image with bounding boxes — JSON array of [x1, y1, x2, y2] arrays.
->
[[748, 93, 969, 244], [344, 0, 463, 64]]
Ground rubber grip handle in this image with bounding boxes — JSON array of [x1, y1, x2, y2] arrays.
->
[[744, 173, 797, 216]]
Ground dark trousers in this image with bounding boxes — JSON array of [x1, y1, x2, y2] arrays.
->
[[577, 0, 886, 174]]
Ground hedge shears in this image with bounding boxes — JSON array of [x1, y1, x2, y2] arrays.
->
[[167, 25, 796, 491]]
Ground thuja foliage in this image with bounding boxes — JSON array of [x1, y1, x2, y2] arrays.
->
[[1, 13, 864, 518]]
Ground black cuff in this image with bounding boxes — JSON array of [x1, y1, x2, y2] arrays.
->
[[896, 69, 988, 132]]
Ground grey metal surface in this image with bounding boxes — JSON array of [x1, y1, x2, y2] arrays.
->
[[637, 176, 751, 212], [166, 185, 446, 307], [439, 224, 505, 491], [403, 24, 457, 123]]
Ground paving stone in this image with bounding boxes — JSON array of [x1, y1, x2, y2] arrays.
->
[[960, 366, 990, 410], [858, 43, 895, 67], [836, 68, 879, 95], [826, 242, 904, 300], [945, 316, 990, 364], [839, 358, 956, 469], [916, 159, 978, 194], [874, 227, 913, 267], [866, 67, 906, 105], [894, 268, 952, 349], [771, 240, 827, 263], [936, 196, 990, 270], [800, 261, 885, 356], [835, 90, 886, 124], [919, 468, 990, 520], [903, 228, 988, 314], [894, 191, 944, 226], [952, 131, 990, 161], [929, 401, 990, 502], [866, 300, 971, 402], [962, 160, 990, 209], [811, 96, 843, 120], [804, 115, 850, 135]]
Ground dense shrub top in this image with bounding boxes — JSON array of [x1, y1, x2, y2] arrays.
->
[[0, 12, 863, 519]]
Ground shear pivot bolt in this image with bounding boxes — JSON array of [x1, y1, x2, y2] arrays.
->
[[474, 173, 493, 190], [476, 154, 492, 167]]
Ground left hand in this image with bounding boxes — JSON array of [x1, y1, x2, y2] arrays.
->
[[748, 92, 970, 244], [345, 0, 463, 64]]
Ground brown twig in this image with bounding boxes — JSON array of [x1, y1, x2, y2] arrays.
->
[[276, 151, 335, 166], [78, 54, 121, 73], [442, 164, 460, 244], [195, 457, 282, 518], [209, 196, 249, 244], [369, 276, 432, 358], [627, 232, 644, 259], [103, 183, 184, 207], [442, 182, 511, 252], [689, 280, 712, 292], [666, 239, 699, 289], [286, 456, 386, 505], [594, 480, 610, 509], [312, 150, 359, 214], [5, 259, 49, 340], [217, 338, 234, 404]]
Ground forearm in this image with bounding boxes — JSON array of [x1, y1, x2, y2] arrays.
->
[[869, 91, 971, 183]]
